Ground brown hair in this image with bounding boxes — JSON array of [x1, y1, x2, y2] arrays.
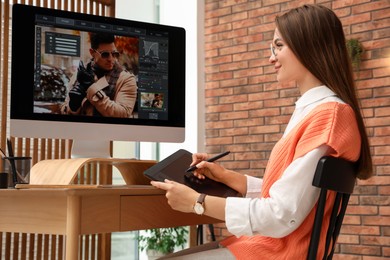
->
[[275, 4, 372, 179]]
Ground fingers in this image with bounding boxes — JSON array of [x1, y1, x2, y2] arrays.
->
[[190, 153, 208, 167], [150, 179, 175, 190]]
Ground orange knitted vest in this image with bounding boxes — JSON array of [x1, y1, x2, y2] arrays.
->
[[220, 102, 361, 260]]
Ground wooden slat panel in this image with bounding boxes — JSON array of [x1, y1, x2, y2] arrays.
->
[[5, 233, 11, 259], [12, 233, 18, 259], [21, 233, 27, 259], [1, 1, 116, 258], [28, 234, 35, 260]]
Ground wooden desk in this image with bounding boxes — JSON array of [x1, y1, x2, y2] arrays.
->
[[0, 186, 220, 259]]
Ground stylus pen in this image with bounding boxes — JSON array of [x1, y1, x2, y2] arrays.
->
[[185, 151, 230, 172]]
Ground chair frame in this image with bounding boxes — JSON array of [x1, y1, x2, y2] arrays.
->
[[307, 156, 357, 260]]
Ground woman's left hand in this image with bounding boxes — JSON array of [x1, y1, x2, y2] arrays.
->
[[151, 179, 199, 213]]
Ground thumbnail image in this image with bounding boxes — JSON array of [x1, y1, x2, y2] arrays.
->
[[140, 92, 164, 109]]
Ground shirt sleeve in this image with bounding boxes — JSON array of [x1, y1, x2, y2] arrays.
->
[[245, 175, 263, 198], [225, 144, 330, 238]]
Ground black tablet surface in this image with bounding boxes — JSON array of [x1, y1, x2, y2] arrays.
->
[[144, 149, 240, 198]]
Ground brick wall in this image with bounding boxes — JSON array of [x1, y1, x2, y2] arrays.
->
[[204, 0, 390, 258]]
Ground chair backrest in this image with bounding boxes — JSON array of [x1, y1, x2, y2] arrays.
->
[[307, 156, 357, 260]]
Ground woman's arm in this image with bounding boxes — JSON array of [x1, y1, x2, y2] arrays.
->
[[225, 145, 330, 237]]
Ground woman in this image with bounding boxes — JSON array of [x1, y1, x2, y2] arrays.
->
[[152, 4, 372, 259]]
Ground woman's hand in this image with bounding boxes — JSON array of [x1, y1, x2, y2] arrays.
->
[[190, 152, 248, 195], [190, 153, 228, 182], [151, 179, 199, 213]]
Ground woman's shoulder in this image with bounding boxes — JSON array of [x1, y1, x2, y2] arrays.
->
[[294, 102, 360, 161], [309, 102, 354, 119]]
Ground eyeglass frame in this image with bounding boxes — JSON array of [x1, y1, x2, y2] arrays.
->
[[93, 49, 120, 59], [270, 43, 277, 57]]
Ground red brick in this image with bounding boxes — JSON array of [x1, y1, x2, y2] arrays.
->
[[374, 126, 390, 136], [204, 1, 390, 258], [220, 78, 248, 88], [352, 18, 390, 33], [205, 6, 232, 19], [233, 34, 263, 45], [385, 247, 390, 257], [356, 77, 390, 90], [233, 134, 265, 144], [373, 86, 390, 97], [369, 136, 390, 146], [220, 127, 249, 137], [332, 254, 360, 260], [206, 136, 233, 145], [233, 101, 263, 111], [234, 118, 264, 127], [249, 125, 280, 134], [352, 1, 390, 14], [205, 39, 234, 51], [205, 87, 233, 97], [232, 17, 260, 30], [377, 183, 390, 195], [373, 67, 390, 77], [220, 110, 249, 120], [205, 23, 233, 35], [233, 67, 264, 78], [372, 7, 390, 20], [346, 205, 378, 215], [222, 161, 251, 170], [363, 216, 390, 226], [340, 244, 381, 256], [362, 235, 390, 246], [341, 225, 380, 235], [231, 1, 263, 13], [341, 12, 371, 25], [219, 11, 248, 25], [206, 55, 232, 66], [206, 120, 233, 129], [337, 234, 360, 244]]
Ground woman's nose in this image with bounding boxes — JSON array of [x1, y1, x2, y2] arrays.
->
[[269, 53, 277, 63]]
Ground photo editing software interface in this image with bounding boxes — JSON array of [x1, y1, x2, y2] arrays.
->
[[34, 13, 169, 120]]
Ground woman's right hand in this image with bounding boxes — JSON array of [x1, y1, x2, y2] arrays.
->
[[190, 153, 229, 183], [190, 152, 248, 195]]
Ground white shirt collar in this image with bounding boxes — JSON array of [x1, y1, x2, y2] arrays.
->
[[295, 86, 337, 108]]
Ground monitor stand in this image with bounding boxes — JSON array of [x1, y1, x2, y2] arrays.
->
[[71, 140, 112, 158]]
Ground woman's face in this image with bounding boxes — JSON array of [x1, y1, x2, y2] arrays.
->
[[269, 29, 307, 85]]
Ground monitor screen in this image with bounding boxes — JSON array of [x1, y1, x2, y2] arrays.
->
[[10, 4, 185, 157]]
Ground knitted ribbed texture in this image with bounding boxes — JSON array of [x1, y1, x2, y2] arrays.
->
[[221, 102, 361, 260]]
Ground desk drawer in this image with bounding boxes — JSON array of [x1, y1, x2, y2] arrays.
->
[[120, 195, 220, 231], [81, 195, 120, 234]]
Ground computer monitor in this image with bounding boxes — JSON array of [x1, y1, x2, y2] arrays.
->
[[10, 4, 185, 158]]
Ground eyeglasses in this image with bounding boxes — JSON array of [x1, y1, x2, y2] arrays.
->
[[93, 49, 120, 59], [270, 44, 277, 57]]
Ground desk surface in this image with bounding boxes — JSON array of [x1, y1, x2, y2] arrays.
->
[[0, 185, 221, 259], [0, 185, 220, 234]]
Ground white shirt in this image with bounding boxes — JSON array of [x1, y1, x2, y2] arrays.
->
[[225, 86, 345, 238]]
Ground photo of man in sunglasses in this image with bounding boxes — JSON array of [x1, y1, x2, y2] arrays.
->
[[61, 32, 137, 117]]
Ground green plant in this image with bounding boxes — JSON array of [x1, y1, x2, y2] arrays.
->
[[138, 227, 189, 254], [346, 38, 364, 70]]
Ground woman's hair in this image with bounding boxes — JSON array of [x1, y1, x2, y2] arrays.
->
[[275, 4, 372, 179]]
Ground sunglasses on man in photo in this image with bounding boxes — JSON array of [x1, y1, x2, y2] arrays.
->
[[93, 49, 120, 59]]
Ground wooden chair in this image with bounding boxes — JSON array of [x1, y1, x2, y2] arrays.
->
[[307, 156, 357, 260]]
